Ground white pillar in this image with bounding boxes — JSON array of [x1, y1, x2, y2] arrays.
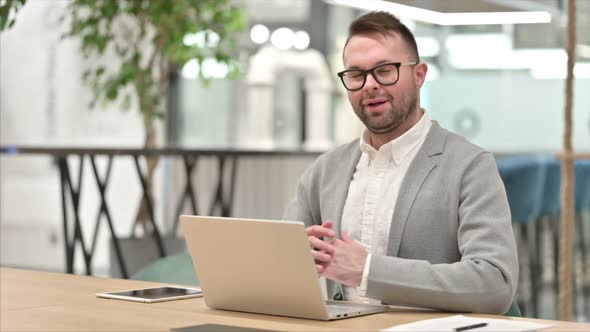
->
[[304, 87, 333, 151], [243, 46, 334, 150], [243, 84, 275, 149]]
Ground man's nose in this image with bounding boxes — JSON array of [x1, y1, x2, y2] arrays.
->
[[363, 73, 380, 91]]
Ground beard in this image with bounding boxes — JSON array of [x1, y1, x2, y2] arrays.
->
[[354, 88, 418, 135]]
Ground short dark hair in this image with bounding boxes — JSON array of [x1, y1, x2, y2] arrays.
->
[[344, 11, 420, 62]]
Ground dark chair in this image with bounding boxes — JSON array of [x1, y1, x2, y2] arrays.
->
[[497, 156, 547, 317], [504, 300, 522, 317], [537, 158, 589, 317], [537, 158, 561, 306], [575, 160, 590, 311]]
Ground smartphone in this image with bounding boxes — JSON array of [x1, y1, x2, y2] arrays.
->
[[96, 286, 202, 303]]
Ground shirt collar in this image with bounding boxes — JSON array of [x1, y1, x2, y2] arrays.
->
[[359, 110, 432, 166]]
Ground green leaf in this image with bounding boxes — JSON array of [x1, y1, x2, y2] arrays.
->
[[105, 80, 119, 100], [82, 69, 91, 81], [121, 93, 132, 111], [95, 67, 105, 77], [154, 111, 166, 119], [0, 0, 28, 31]]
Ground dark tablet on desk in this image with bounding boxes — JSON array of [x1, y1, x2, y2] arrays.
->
[[96, 286, 202, 303]]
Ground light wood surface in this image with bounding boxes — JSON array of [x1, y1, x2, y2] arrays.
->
[[1, 267, 588, 331]]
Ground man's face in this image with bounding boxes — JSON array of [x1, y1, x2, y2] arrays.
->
[[343, 32, 425, 136]]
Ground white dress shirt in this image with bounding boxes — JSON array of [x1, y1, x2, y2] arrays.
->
[[341, 110, 432, 304]]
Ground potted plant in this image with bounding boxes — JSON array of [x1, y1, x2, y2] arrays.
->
[[63, 0, 244, 231]]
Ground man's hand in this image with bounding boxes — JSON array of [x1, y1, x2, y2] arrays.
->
[[305, 220, 335, 272], [319, 231, 368, 287]]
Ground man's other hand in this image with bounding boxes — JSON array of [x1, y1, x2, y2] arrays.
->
[[320, 231, 368, 287], [305, 220, 335, 272]]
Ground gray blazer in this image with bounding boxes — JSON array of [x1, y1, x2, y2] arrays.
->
[[283, 121, 518, 314]]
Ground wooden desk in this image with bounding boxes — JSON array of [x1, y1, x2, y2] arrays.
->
[[1, 268, 588, 331]]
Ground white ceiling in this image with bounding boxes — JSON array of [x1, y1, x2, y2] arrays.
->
[[387, 0, 589, 47], [242, 0, 310, 23], [240, 0, 590, 55]]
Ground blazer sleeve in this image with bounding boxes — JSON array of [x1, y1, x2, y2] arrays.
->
[[366, 152, 519, 314], [282, 161, 317, 227]]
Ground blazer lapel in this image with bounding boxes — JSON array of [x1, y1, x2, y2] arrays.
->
[[326, 143, 360, 300], [331, 144, 361, 240], [387, 121, 446, 256]]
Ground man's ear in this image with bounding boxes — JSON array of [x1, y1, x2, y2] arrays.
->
[[415, 62, 428, 88]]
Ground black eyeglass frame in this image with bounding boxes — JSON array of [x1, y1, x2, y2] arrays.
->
[[337, 61, 418, 91]]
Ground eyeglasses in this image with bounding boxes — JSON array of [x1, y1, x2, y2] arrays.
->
[[337, 62, 417, 91]]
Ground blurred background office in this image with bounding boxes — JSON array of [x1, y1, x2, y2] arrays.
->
[[1, 0, 589, 321]]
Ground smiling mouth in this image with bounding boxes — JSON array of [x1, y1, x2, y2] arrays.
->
[[366, 100, 387, 108]]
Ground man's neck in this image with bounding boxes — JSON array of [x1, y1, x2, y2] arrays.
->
[[368, 108, 425, 150]]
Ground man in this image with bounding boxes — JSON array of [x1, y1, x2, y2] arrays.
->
[[283, 11, 518, 314]]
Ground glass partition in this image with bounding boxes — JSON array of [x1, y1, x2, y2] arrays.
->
[[175, 0, 590, 153]]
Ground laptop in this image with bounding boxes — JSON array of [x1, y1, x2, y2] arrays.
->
[[180, 215, 388, 320]]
